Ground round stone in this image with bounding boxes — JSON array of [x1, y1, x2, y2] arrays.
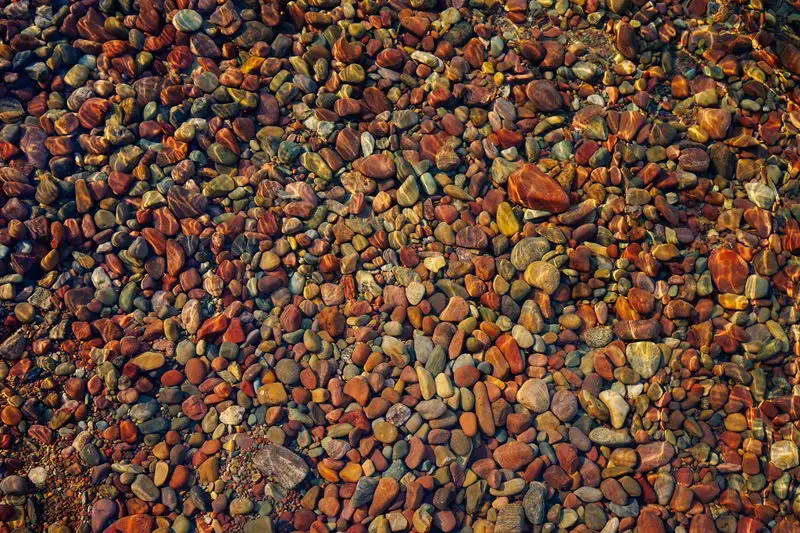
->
[[173, 10, 203, 32], [523, 261, 560, 294]]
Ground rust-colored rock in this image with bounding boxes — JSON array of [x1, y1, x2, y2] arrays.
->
[[508, 164, 570, 213], [708, 248, 748, 294]]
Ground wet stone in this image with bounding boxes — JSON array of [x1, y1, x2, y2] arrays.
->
[[626, 342, 662, 379], [771, 441, 799, 470], [0, 0, 797, 530], [173, 10, 203, 32]]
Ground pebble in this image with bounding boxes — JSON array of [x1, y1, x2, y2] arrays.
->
[[524, 261, 561, 295], [771, 441, 800, 470], [625, 342, 662, 379], [172, 10, 203, 32], [599, 390, 629, 429], [130, 475, 160, 502], [517, 378, 550, 413]]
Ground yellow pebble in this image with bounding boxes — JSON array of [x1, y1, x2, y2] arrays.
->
[[318, 463, 339, 483], [340, 463, 362, 482], [485, 375, 506, 390], [310, 389, 329, 403]]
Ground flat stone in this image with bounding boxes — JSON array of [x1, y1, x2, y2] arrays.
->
[[771, 441, 799, 470], [523, 482, 547, 525], [588, 427, 633, 447], [508, 164, 570, 214], [253, 444, 309, 489], [495, 503, 525, 533], [511, 238, 551, 271], [493, 441, 534, 470], [708, 248, 748, 294], [131, 474, 159, 502], [637, 442, 675, 472]]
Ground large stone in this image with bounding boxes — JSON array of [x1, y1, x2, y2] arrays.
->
[[708, 248, 748, 294], [91, 499, 117, 533], [253, 444, 309, 489], [243, 518, 274, 533], [353, 154, 395, 179], [496, 202, 520, 236], [523, 261, 560, 294], [745, 182, 776, 210], [300, 152, 332, 180], [525, 80, 563, 111], [616, 22, 638, 59], [508, 164, 570, 213], [523, 482, 547, 525], [697, 108, 732, 140], [744, 275, 769, 300], [588, 427, 634, 447], [0, 331, 26, 360], [637, 442, 675, 472], [550, 389, 578, 421], [636, 510, 665, 533], [608, 0, 628, 13], [440, 296, 469, 322], [173, 9, 203, 32], [107, 515, 154, 533], [0, 475, 31, 495], [510, 238, 550, 271], [130, 475, 159, 502], [494, 441, 534, 471], [679, 147, 710, 172], [351, 477, 378, 508], [495, 503, 525, 533], [397, 176, 419, 207], [779, 42, 800, 76], [613, 319, 660, 341], [625, 342, 662, 379], [771, 440, 799, 470], [581, 326, 614, 348], [599, 390, 629, 429], [618, 111, 645, 141], [130, 352, 165, 371], [368, 477, 399, 516]]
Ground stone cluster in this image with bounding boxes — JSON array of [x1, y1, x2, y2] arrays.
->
[[0, 0, 800, 531]]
